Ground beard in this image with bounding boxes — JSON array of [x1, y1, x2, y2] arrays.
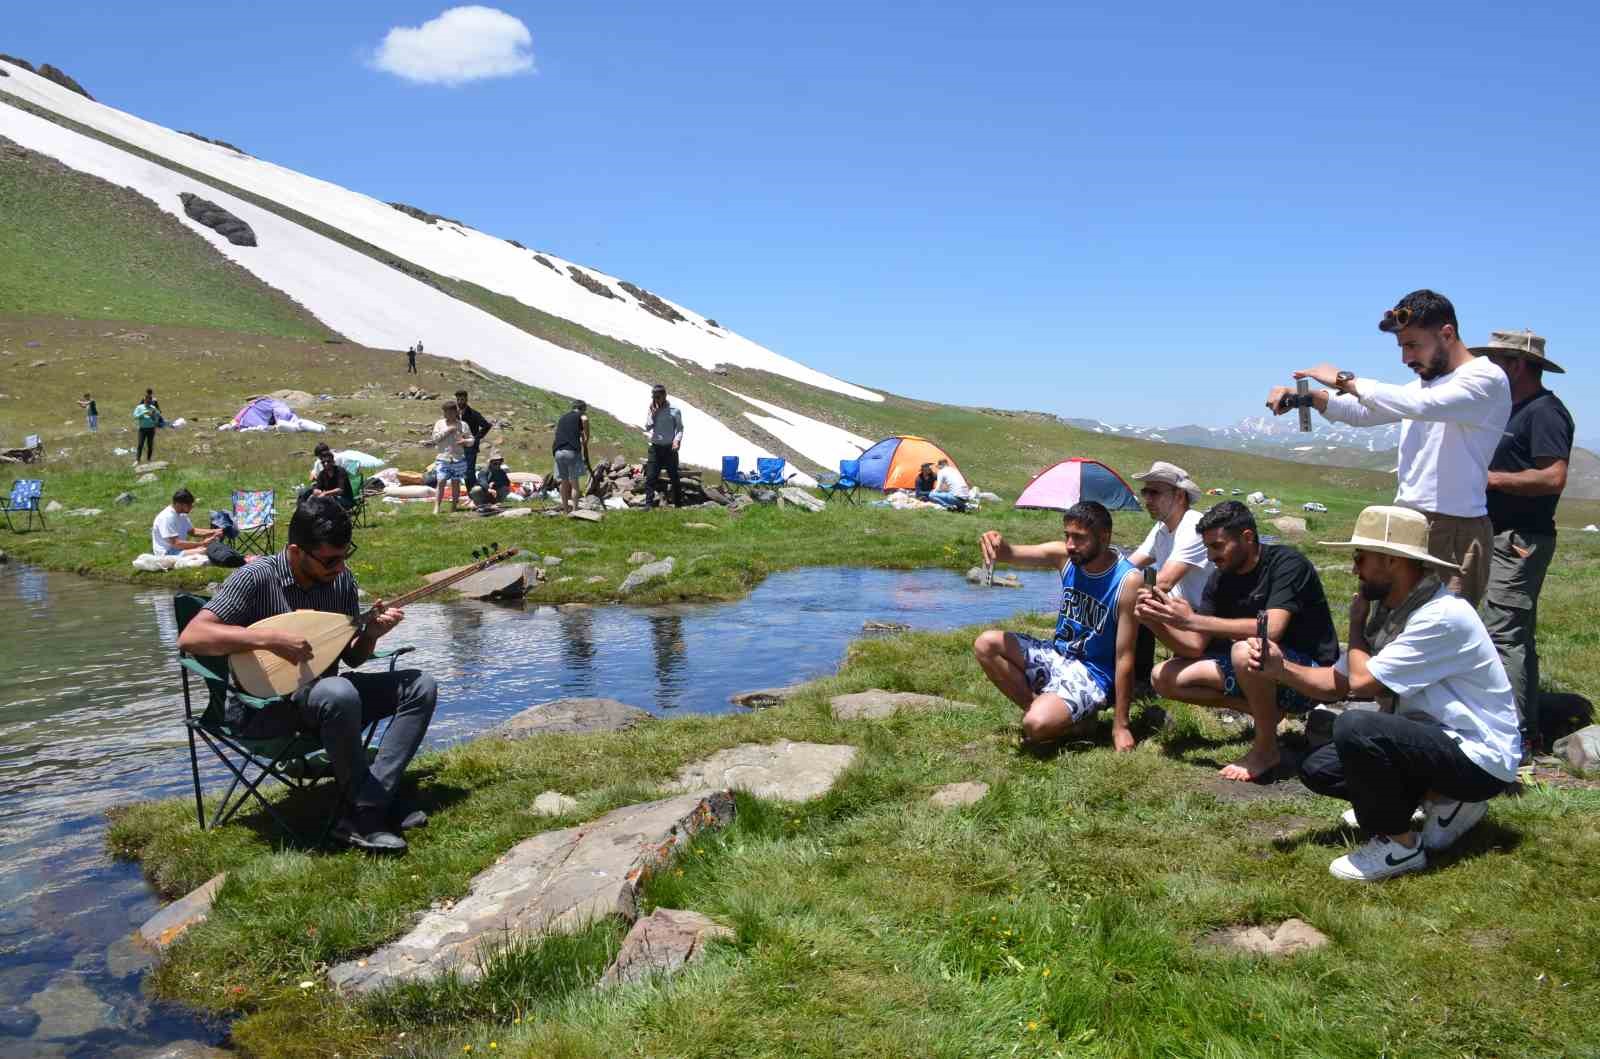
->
[[1358, 577, 1390, 601], [1410, 342, 1452, 381], [1068, 539, 1104, 566]]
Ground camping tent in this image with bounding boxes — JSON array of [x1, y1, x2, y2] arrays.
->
[[1014, 458, 1140, 512], [225, 396, 325, 433], [855, 435, 962, 491]]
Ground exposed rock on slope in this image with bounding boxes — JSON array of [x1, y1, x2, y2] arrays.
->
[[179, 130, 246, 155], [179, 192, 257, 246], [618, 281, 686, 324], [568, 266, 618, 300]]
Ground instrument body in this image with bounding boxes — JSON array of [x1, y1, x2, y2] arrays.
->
[[229, 546, 518, 698]]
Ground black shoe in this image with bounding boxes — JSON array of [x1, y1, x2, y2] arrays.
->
[[334, 808, 407, 853]]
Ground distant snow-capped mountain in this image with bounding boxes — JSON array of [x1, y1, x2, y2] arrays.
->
[[1061, 415, 1401, 471]]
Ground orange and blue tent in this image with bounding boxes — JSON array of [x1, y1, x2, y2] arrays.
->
[[1014, 458, 1141, 512], [855, 435, 961, 491]]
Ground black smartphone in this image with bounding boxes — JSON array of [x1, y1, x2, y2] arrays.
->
[[1254, 610, 1268, 670], [1143, 566, 1157, 589]]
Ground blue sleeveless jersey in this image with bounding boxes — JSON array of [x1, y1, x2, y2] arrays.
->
[[1053, 555, 1134, 694]]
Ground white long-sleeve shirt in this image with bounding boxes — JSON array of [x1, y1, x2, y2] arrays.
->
[[1320, 356, 1509, 518]]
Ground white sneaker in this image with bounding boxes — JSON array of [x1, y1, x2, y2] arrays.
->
[[1339, 806, 1426, 829], [1329, 835, 1427, 882], [1420, 799, 1488, 852]]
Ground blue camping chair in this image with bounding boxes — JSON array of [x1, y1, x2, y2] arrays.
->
[[720, 455, 759, 493], [754, 457, 795, 488], [2, 479, 46, 532], [817, 459, 861, 503]]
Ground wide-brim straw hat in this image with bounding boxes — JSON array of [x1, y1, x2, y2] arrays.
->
[[1320, 505, 1461, 571], [1132, 460, 1202, 503], [1470, 329, 1564, 373]]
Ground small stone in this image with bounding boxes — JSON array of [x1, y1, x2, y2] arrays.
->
[[862, 620, 910, 633], [136, 472, 157, 484], [777, 486, 824, 512], [966, 566, 1022, 588], [1203, 918, 1330, 957], [137, 873, 226, 951], [496, 698, 653, 738], [29, 359, 47, 368], [929, 781, 990, 808], [532, 791, 579, 815], [619, 557, 675, 595], [585, 575, 608, 584], [729, 684, 804, 708], [600, 908, 734, 986], [1271, 516, 1308, 539], [105, 934, 157, 977], [1553, 724, 1600, 771], [628, 550, 657, 565], [43, 499, 63, 513], [25, 973, 119, 1039], [542, 555, 562, 566], [670, 740, 857, 802], [569, 509, 603, 522], [830, 689, 981, 721], [66, 508, 102, 517]]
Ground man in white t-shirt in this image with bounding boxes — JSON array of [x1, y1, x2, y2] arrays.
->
[[928, 459, 970, 510], [1249, 505, 1520, 882], [1264, 289, 1510, 604], [1126, 461, 1212, 688], [151, 487, 220, 556]]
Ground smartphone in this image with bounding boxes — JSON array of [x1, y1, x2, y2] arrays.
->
[[1142, 566, 1157, 589], [1253, 610, 1268, 670]]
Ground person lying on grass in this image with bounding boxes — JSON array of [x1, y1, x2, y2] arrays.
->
[[1135, 500, 1341, 782], [1255, 505, 1522, 881], [974, 500, 1142, 751]]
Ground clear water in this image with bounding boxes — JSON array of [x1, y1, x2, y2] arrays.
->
[[0, 561, 1052, 1055]]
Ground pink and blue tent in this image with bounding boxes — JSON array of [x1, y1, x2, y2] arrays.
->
[[230, 396, 295, 429], [1014, 458, 1141, 512]]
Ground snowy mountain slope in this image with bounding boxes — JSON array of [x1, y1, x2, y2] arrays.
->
[[716, 387, 876, 468], [0, 62, 880, 406], [0, 85, 819, 483]]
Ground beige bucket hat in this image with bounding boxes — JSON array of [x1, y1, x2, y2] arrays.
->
[[1320, 505, 1461, 571], [1470, 329, 1564, 374], [1132, 460, 1201, 503]]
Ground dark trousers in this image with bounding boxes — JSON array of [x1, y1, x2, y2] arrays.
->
[[644, 443, 682, 507], [463, 446, 480, 490], [1135, 625, 1155, 684], [136, 427, 156, 461], [1482, 528, 1556, 751], [1299, 710, 1507, 834], [407, 355, 417, 374], [238, 668, 437, 813]]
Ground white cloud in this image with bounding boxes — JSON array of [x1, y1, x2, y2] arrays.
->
[[371, 6, 535, 86]]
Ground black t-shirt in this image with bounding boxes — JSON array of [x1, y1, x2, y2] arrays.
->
[[483, 464, 510, 494], [1200, 543, 1339, 665], [87, 399, 98, 416], [1487, 389, 1574, 535], [314, 463, 354, 506], [552, 410, 586, 454], [460, 404, 492, 444]]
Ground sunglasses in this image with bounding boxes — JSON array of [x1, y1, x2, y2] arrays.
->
[[1379, 306, 1415, 333], [302, 542, 358, 571]]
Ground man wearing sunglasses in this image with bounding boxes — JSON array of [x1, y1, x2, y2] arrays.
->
[[176, 497, 438, 853], [1264, 289, 1509, 604]]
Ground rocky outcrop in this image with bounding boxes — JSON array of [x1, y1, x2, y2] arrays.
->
[[179, 130, 246, 154], [567, 266, 619, 299], [328, 790, 735, 993], [618, 281, 686, 324], [600, 908, 733, 986], [37, 63, 93, 99], [619, 557, 674, 595], [495, 698, 653, 739], [670, 741, 857, 802], [930, 781, 990, 808], [179, 193, 256, 247], [533, 253, 561, 273], [729, 684, 803, 708], [387, 201, 465, 227]]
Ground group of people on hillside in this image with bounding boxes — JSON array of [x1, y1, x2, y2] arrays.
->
[[976, 289, 1575, 883]]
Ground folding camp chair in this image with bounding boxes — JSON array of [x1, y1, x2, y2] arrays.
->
[[175, 593, 415, 842], [1, 480, 46, 532], [817, 459, 861, 504], [719, 455, 758, 493], [341, 459, 370, 529], [231, 489, 276, 555], [754, 457, 796, 488]]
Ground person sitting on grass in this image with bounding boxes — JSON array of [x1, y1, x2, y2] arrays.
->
[[928, 458, 969, 510], [176, 497, 437, 853], [1253, 505, 1522, 881], [469, 449, 512, 511], [298, 443, 355, 510], [431, 401, 469, 515], [973, 501, 1142, 751], [1136, 500, 1340, 782], [914, 462, 937, 500], [151, 487, 222, 557]]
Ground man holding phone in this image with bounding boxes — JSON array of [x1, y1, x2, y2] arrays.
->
[[1125, 461, 1214, 688], [1136, 501, 1340, 781]]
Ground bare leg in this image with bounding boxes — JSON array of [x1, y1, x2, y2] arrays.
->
[[1021, 693, 1094, 744], [973, 630, 1034, 709], [559, 480, 574, 513], [1221, 639, 1284, 782], [433, 481, 445, 515], [1151, 656, 1234, 708]]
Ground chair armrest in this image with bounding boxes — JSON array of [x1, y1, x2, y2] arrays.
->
[[178, 656, 280, 710], [372, 645, 415, 661]]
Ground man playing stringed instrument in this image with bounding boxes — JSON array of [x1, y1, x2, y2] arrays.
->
[[176, 497, 437, 853]]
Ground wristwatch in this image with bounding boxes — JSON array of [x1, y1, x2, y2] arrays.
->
[[1333, 370, 1357, 394]]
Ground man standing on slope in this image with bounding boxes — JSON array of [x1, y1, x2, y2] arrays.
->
[[973, 501, 1143, 752], [1266, 506, 1521, 881], [1125, 461, 1214, 688], [551, 399, 591, 515], [1265, 289, 1510, 603], [1476, 330, 1574, 758], [642, 383, 684, 509], [454, 389, 493, 490]]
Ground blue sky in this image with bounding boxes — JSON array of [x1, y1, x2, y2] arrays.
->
[[8, 1, 1597, 430]]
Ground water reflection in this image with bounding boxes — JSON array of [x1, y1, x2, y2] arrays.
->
[[0, 560, 1054, 1055]]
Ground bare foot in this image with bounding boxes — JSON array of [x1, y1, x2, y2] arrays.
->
[[1219, 746, 1280, 782]]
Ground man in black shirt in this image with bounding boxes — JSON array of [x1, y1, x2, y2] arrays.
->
[[1477, 330, 1573, 756], [551, 399, 590, 514], [454, 389, 493, 489], [1137, 500, 1340, 781], [470, 449, 513, 510], [298, 443, 355, 509]]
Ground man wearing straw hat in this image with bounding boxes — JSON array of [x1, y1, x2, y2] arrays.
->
[[1477, 331, 1573, 759], [1264, 289, 1510, 604], [1126, 461, 1214, 688], [1249, 505, 1520, 881]]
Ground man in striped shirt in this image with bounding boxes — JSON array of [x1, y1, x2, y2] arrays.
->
[[176, 497, 437, 853]]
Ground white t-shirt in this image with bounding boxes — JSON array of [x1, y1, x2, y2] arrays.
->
[[1131, 508, 1213, 608], [432, 419, 466, 461], [935, 465, 968, 494], [151, 505, 193, 556], [1345, 584, 1521, 781], [1321, 356, 1510, 518]]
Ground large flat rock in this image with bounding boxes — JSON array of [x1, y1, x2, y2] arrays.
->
[[494, 698, 653, 738], [137, 872, 226, 951], [671, 740, 857, 802], [600, 908, 734, 986], [830, 689, 982, 721], [328, 790, 733, 994]]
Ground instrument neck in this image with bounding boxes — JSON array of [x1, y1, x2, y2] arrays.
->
[[358, 552, 511, 620]]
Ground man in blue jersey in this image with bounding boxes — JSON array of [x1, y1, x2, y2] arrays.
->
[[974, 501, 1143, 751]]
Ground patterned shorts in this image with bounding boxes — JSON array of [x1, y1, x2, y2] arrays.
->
[[1011, 633, 1107, 723], [435, 457, 469, 481], [1208, 647, 1323, 714]]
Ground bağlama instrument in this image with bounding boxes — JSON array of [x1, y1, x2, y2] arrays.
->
[[230, 545, 519, 698]]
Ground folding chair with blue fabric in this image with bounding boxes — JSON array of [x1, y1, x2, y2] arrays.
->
[[719, 455, 759, 493], [754, 457, 795, 488], [817, 459, 861, 504], [232, 489, 276, 555], [2, 480, 47, 532], [175, 593, 414, 841], [340, 459, 371, 529]]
